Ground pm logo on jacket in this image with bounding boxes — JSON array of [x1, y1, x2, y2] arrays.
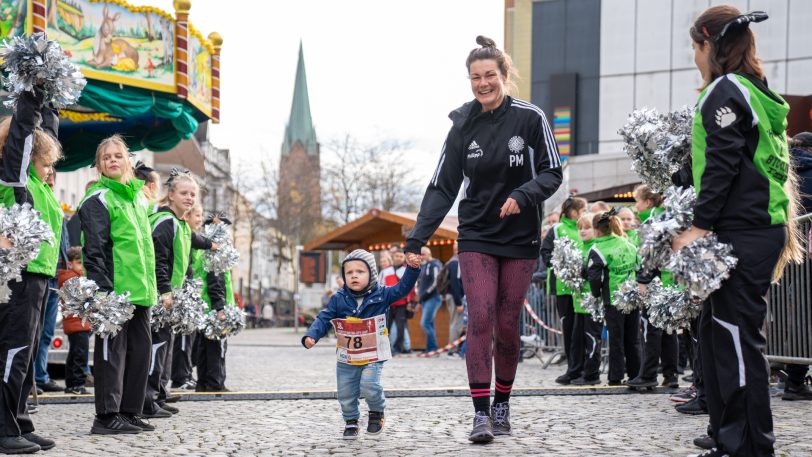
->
[[508, 135, 525, 167]]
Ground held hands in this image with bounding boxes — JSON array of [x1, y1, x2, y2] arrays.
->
[[671, 226, 709, 252], [499, 197, 521, 219], [405, 253, 421, 268], [304, 337, 315, 349]]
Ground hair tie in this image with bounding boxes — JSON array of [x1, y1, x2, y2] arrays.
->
[[715, 11, 768, 40], [205, 211, 232, 226], [596, 208, 619, 228], [165, 167, 192, 185], [701, 25, 710, 37]]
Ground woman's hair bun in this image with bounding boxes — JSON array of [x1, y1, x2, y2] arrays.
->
[[476, 35, 496, 48]]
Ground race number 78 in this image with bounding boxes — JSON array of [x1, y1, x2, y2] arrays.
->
[[344, 336, 363, 349]]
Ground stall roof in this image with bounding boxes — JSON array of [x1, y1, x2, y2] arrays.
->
[[304, 209, 458, 252]]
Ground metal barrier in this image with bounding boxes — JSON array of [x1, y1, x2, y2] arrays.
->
[[521, 284, 565, 367], [766, 214, 812, 364]]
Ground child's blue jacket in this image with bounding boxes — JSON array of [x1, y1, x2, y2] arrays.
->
[[303, 265, 420, 345]]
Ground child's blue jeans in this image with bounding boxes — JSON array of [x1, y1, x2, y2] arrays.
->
[[336, 361, 385, 421]]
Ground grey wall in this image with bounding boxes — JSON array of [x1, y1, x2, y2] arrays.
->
[[531, 0, 601, 156]]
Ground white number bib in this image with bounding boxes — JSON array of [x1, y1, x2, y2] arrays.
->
[[331, 314, 391, 365]]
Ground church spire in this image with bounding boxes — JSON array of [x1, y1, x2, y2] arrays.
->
[[282, 41, 318, 156]]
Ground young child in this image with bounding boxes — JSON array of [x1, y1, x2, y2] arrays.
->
[[567, 213, 603, 385], [59, 247, 91, 395], [587, 210, 640, 386], [617, 207, 639, 246], [303, 249, 420, 439]]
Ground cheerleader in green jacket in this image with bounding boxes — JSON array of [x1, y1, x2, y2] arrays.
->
[[143, 170, 215, 418], [617, 207, 639, 246], [567, 213, 603, 385], [586, 210, 640, 386], [0, 87, 63, 453], [628, 184, 680, 390], [673, 7, 803, 455], [79, 135, 158, 435], [540, 196, 587, 385], [190, 211, 231, 392]]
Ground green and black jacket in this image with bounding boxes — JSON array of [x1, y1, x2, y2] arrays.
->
[[150, 206, 212, 295], [79, 176, 157, 307], [587, 234, 638, 308], [0, 89, 64, 278], [692, 73, 790, 231]]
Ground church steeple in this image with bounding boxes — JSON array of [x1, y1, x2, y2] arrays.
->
[[282, 41, 318, 156]]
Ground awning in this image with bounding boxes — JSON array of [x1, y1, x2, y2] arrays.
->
[[577, 182, 641, 203]]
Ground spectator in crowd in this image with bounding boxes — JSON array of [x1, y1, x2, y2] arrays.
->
[[590, 201, 610, 213], [418, 246, 443, 352], [445, 243, 465, 357], [545, 211, 560, 226], [59, 247, 91, 395], [384, 247, 414, 353], [379, 252, 393, 287]]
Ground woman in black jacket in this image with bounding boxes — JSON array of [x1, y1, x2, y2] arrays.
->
[[406, 36, 562, 443]]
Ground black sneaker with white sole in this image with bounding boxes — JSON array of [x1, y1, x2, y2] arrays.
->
[[20, 433, 54, 451], [120, 414, 156, 432], [693, 435, 714, 450], [695, 447, 729, 457], [343, 420, 360, 440], [91, 414, 142, 434], [491, 402, 511, 436], [367, 411, 384, 435], [468, 411, 494, 443]]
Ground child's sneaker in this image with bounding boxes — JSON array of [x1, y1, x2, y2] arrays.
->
[[343, 420, 359, 440], [367, 411, 384, 436]]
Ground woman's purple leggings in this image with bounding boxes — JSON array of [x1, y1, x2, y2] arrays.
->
[[458, 252, 536, 411]]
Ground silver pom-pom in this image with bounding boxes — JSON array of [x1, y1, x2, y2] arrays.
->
[[59, 277, 134, 338], [150, 302, 171, 332], [0, 32, 86, 109], [0, 203, 55, 287], [637, 186, 696, 274], [618, 106, 694, 193], [202, 306, 246, 340], [667, 233, 738, 302], [551, 238, 585, 291], [645, 278, 699, 334], [202, 223, 240, 274], [170, 279, 208, 335], [613, 279, 644, 314], [581, 294, 604, 322]]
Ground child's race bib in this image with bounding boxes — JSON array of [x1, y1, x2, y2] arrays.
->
[[331, 314, 391, 365]]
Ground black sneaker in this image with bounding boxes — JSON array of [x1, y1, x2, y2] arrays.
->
[[682, 373, 694, 383], [782, 383, 812, 401], [662, 375, 679, 388], [65, 386, 90, 395], [554, 373, 572, 385], [36, 380, 63, 393], [20, 432, 54, 451], [696, 448, 729, 457], [120, 414, 156, 432], [693, 435, 714, 450], [570, 377, 600, 386], [608, 380, 625, 386], [367, 411, 384, 436], [27, 402, 38, 415], [675, 398, 708, 415], [670, 386, 697, 403], [491, 402, 511, 436], [164, 393, 182, 403], [343, 420, 359, 440], [0, 436, 40, 454], [91, 415, 142, 434], [627, 376, 658, 390], [157, 402, 179, 414], [468, 411, 494, 443], [141, 406, 172, 419]]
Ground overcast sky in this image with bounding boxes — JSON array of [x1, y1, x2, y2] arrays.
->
[[137, 0, 505, 187]]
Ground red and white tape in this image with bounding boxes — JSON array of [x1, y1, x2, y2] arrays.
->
[[523, 300, 563, 335], [400, 334, 467, 358]]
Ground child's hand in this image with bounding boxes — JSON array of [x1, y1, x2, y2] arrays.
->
[[638, 283, 648, 296], [405, 253, 421, 268], [304, 337, 315, 349]]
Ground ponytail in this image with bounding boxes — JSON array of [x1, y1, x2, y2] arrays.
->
[[773, 165, 805, 282], [592, 209, 624, 237]]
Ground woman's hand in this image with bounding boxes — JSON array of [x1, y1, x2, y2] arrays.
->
[[304, 337, 315, 349], [0, 236, 12, 249], [499, 198, 521, 219], [671, 226, 710, 252]]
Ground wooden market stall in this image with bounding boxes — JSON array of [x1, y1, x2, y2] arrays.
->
[[304, 209, 459, 350]]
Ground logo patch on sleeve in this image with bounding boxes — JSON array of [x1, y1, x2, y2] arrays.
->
[[715, 107, 736, 128]]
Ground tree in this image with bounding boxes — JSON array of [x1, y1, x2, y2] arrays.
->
[[321, 135, 420, 225]]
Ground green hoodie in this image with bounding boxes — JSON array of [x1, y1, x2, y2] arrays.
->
[[0, 167, 63, 277], [692, 73, 789, 230], [549, 217, 582, 296], [587, 234, 638, 306], [79, 176, 157, 306]]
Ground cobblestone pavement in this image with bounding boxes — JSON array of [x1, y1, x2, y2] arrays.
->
[[33, 328, 812, 456]]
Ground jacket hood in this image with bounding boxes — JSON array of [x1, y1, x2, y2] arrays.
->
[[742, 74, 788, 136]]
